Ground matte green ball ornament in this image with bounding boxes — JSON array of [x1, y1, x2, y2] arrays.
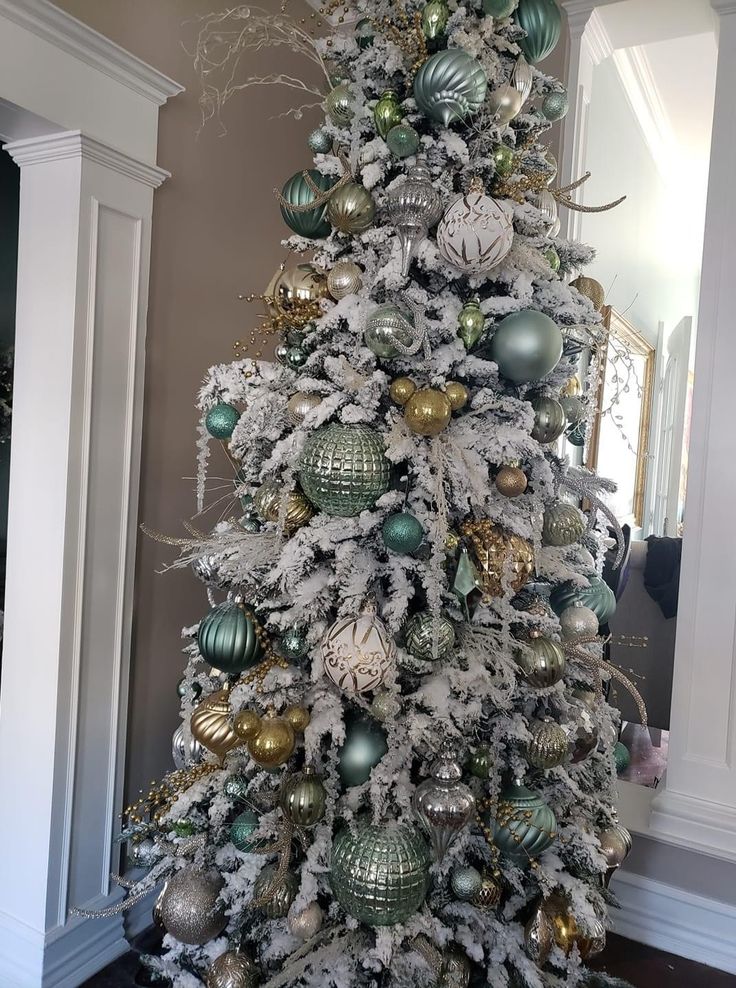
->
[[300, 423, 390, 517], [484, 779, 556, 863], [229, 810, 262, 852], [386, 124, 421, 159], [382, 511, 424, 554], [374, 91, 404, 139], [542, 502, 586, 547], [545, 247, 560, 272], [405, 612, 455, 660], [489, 311, 563, 384], [492, 143, 515, 177], [280, 169, 335, 239], [326, 81, 354, 125], [550, 576, 616, 625], [467, 746, 493, 779], [482, 0, 516, 16], [450, 866, 483, 901], [614, 741, 631, 774], [542, 88, 569, 121], [338, 713, 388, 788], [197, 599, 265, 674], [530, 394, 566, 444], [414, 49, 488, 127], [422, 0, 450, 39], [205, 403, 240, 440], [330, 823, 431, 925], [308, 128, 332, 154], [281, 768, 327, 828], [278, 626, 309, 661], [515, 0, 562, 63], [458, 298, 485, 350]]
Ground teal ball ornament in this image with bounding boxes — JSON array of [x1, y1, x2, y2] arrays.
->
[[280, 169, 335, 239], [515, 0, 562, 63], [542, 88, 569, 121], [197, 599, 265, 674], [614, 741, 631, 774], [566, 420, 586, 447], [330, 823, 431, 925], [177, 678, 202, 700], [308, 128, 332, 154], [386, 123, 421, 159], [483, 0, 516, 15], [450, 866, 483, 901], [484, 779, 556, 864], [299, 423, 390, 517], [338, 713, 388, 788], [278, 626, 309, 661], [489, 310, 563, 384], [382, 511, 424, 554], [229, 810, 263, 853], [414, 49, 488, 127], [550, 576, 616, 625], [285, 346, 308, 370], [205, 402, 239, 440], [405, 612, 455, 661]]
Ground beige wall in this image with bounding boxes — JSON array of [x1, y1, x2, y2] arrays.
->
[[54, 0, 320, 800]]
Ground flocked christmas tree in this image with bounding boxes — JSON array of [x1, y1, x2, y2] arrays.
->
[[91, 1, 648, 985]]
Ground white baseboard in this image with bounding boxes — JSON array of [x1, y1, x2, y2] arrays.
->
[[611, 870, 736, 975]]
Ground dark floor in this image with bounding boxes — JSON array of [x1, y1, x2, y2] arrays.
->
[[81, 931, 736, 987]]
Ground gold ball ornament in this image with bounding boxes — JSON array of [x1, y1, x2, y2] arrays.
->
[[284, 704, 311, 733], [544, 894, 606, 960], [562, 376, 581, 397], [273, 263, 327, 325], [526, 717, 569, 769], [327, 181, 376, 234], [247, 710, 297, 770], [390, 376, 417, 406], [327, 259, 363, 299], [233, 709, 262, 742], [404, 389, 452, 436], [287, 392, 322, 426], [571, 275, 605, 312], [445, 381, 469, 411], [495, 464, 527, 498], [190, 688, 240, 762], [205, 950, 259, 988], [254, 479, 314, 533], [460, 518, 535, 598]]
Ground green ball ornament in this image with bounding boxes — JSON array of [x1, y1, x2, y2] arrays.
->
[[545, 247, 560, 272], [566, 421, 586, 447], [177, 678, 202, 700], [542, 88, 569, 121], [414, 49, 488, 127], [561, 395, 585, 424], [308, 128, 332, 154], [223, 775, 249, 801], [205, 403, 239, 440], [382, 512, 424, 554], [280, 169, 335, 239], [281, 768, 327, 828], [515, 0, 562, 63], [374, 90, 404, 139], [253, 864, 298, 918], [338, 713, 388, 788], [467, 746, 493, 780], [515, 633, 566, 687], [197, 599, 265, 674], [457, 298, 485, 350], [300, 423, 390, 517], [482, 0, 516, 16], [450, 866, 483, 901], [355, 17, 374, 49], [386, 124, 421, 159], [326, 81, 354, 125], [422, 0, 450, 39], [229, 810, 262, 852], [489, 311, 563, 384], [278, 626, 309, 661], [285, 346, 308, 370], [484, 779, 556, 863], [405, 612, 455, 660], [492, 143, 515, 177], [614, 741, 631, 774], [327, 181, 376, 235], [530, 394, 566, 444], [542, 502, 586, 547], [331, 823, 431, 925], [550, 576, 616, 625]]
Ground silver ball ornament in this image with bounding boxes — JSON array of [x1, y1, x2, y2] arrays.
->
[[159, 868, 226, 945], [371, 688, 402, 722], [172, 723, 204, 770], [308, 128, 333, 154], [287, 391, 321, 425], [559, 604, 599, 641], [542, 89, 569, 121], [450, 866, 483, 901], [288, 901, 324, 939], [205, 951, 259, 988]]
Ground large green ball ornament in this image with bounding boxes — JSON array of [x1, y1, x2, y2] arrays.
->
[[281, 768, 327, 828], [530, 394, 566, 444], [197, 599, 265, 674], [405, 612, 455, 660], [327, 181, 376, 234], [300, 423, 390, 517], [414, 49, 488, 127], [550, 576, 616, 625], [493, 143, 515, 177], [614, 741, 631, 774], [331, 823, 431, 925], [229, 810, 264, 853], [280, 169, 335, 239], [338, 713, 388, 788], [542, 502, 586, 547], [205, 402, 239, 440], [515, 0, 562, 63], [450, 866, 483, 901], [326, 81, 354, 125], [484, 779, 556, 864], [374, 90, 404, 139], [483, 0, 516, 15], [355, 17, 374, 49], [515, 634, 566, 687], [308, 128, 332, 154], [386, 124, 421, 159], [382, 511, 424, 554], [489, 311, 563, 384], [542, 88, 569, 121], [253, 865, 298, 919]]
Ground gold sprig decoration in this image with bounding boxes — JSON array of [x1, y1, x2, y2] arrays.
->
[[123, 763, 218, 828], [371, 4, 429, 78]]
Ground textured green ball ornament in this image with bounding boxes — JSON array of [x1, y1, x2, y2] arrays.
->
[[542, 502, 586, 546], [331, 823, 431, 925], [280, 169, 335, 239], [405, 612, 455, 660], [281, 768, 327, 828], [300, 423, 390, 517], [382, 512, 424, 554], [467, 746, 493, 779], [483, 0, 516, 16], [374, 90, 404, 139], [530, 394, 566, 444], [326, 81, 354, 125], [515, 0, 562, 63], [484, 779, 556, 863], [458, 298, 485, 349], [545, 247, 561, 272], [223, 775, 249, 801], [542, 89, 569, 121], [450, 866, 483, 901], [422, 0, 450, 39], [338, 713, 388, 788], [386, 124, 421, 159], [308, 128, 332, 154], [515, 634, 566, 687], [414, 49, 488, 126], [253, 865, 298, 918], [493, 143, 515, 177], [490, 311, 563, 384], [526, 718, 568, 769], [279, 626, 309, 661], [327, 181, 376, 234], [229, 810, 262, 852], [205, 403, 239, 440], [197, 599, 265, 674], [550, 576, 616, 625], [614, 741, 631, 774]]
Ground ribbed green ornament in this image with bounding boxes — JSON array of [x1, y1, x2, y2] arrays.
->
[[515, 634, 566, 687], [299, 423, 390, 517], [205, 402, 239, 440], [229, 810, 263, 852], [281, 768, 327, 828], [414, 49, 488, 126], [457, 298, 485, 349], [484, 779, 556, 863], [330, 824, 431, 925], [382, 512, 424, 554], [550, 576, 616, 625], [482, 0, 516, 16], [515, 0, 562, 63], [280, 169, 336, 239], [197, 599, 265, 674], [542, 502, 586, 547], [386, 124, 421, 159], [374, 91, 403, 139]]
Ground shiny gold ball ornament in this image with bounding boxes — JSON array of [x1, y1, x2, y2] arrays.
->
[[190, 688, 240, 762], [327, 259, 363, 299], [233, 709, 261, 742], [445, 381, 469, 411], [542, 502, 586, 547], [544, 894, 605, 960], [571, 275, 606, 312], [460, 518, 535, 598], [325, 81, 354, 125], [205, 950, 259, 988], [159, 868, 226, 945], [389, 377, 417, 406], [322, 603, 396, 694], [404, 389, 452, 436], [273, 263, 327, 324], [327, 181, 376, 235], [495, 464, 528, 498], [287, 392, 322, 426], [284, 704, 311, 733], [562, 375, 581, 397], [515, 632, 566, 687], [254, 479, 314, 532], [526, 717, 569, 769], [246, 710, 298, 770]]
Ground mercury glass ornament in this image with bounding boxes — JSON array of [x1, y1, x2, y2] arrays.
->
[[542, 502, 586, 546], [492, 143, 515, 178], [300, 423, 390, 516], [560, 394, 585, 424], [197, 599, 265, 674], [559, 603, 599, 641], [322, 603, 396, 694], [542, 88, 569, 121], [422, 0, 450, 38], [515, 633, 566, 687], [330, 823, 431, 925], [374, 90, 404, 139], [412, 749, 476, 860], [364, 302, 418, 358], [537, 188, 559, 235], [280, 169, 335, 239], [484, 779, 556, 864], [515, 0, 562, 63], [159, 868, 226, 945], [482, 0, 516, 15], [529, 394, 566, 443], [338, 712, 388, 788], [524, 903, 554, 965], [437, 177, 514, 275], [325, 81, 353, 125], [387, 158, 443, 277], [405, 611, 455, 660], [512, 54, 534, 105], [495, 464, 528, 498], [205, 402, 239, 440], [371, 688, 402, 722], [571, 274, 605, 311], [254, 478, 314, 532], [172, 723, 204, 770], [460, 518, 535, 598], [414, 49, 488, 126], [229, 810, 262, 853], [327, 259, 363, 299], [254, 864, 298, 918], [457, 297, 485, 349], [327, 181, 376, 234], [487, 84, 523, 124], [450, 866, 483, 901], [205, 951, 259, 988], [308, 128, 332, 154], [223, 774, 249, 801], [281, 767, 327, 828], [278, 625, 309, 661], [386, 123, 421, 159], [288, 901, 324, 939], [550, 576, 616, 625], [404, 388, 452, 436], [526, 718, 568, 769], [472, 875, 502, 911], [287, 391, 322, 426], [382, 511, 424, 554]]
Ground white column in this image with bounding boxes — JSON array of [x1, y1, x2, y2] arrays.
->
[[0, 132, 167, 987], [649, 0, 736, 862]]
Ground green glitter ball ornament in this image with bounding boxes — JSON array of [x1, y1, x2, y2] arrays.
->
[[279, 626, 309, 661], [229, 810, 262, 852], [382, 511, 424, 554], [299, 423, 390, 517], [308, 128, 333, 154], [484, 779, 556, 864], [205, 402, 239, 440], [386, 124, 421, 159], [614, 741, 631, 774], [223, 775, 249, 802], [170, 820, 197, 838], [542, 88, 569, 121]]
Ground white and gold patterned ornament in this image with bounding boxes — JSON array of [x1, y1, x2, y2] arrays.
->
[[321, 601, 397, 694], [436, 178, 514, 276]]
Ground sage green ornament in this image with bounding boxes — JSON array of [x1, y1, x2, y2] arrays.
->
[[515, 0, 562, 63], [280, 169, 335, 239], [374, 90, 403, 139], [614, 741, 631, 774], [530, 393, 566, 444], [223, 775, 249, 801], [467, 746, 493, 779], [177, 678, 202, 700], [386, 124, 421, 159], [422, 0, 450, 39], [550, 576, 616, 625], [286, 346, 308, 370], [566, 420, 586, 447], [278, 626, 309, 661], [451, 547, 483, 620], [382, 511, 424, 554], [542, 502, 586, 547], [515, 633, 566, 687], [171, 820, 197, 838], [327, 181, 376, 234], [281, 768, 327, 828], [405, 612, 455, 660], [326, 81, 354, 125], [338, 713, 388, 788], [490, 311, 563, 384], [197, 599, 265, 674], [458, 298, 485, 349], [482, 0, 516, 16], [365, 302, 418, 358], [526, 718, 568, 769], [330, 823, 431, 925], [450, 866, 483, 901], [205, 402, 239, 440], [308, 128, 333, 154], [229, 810, 262, 852], [492, 143, 515, 177], [545, 247, 560, 272], [299, 423, 390, 516], [253, 864, 298, 919], [414, 49, 488, 127], [542, 88, 569, 121], [484, 779, 556, 863], [355, 17, 374, 49]]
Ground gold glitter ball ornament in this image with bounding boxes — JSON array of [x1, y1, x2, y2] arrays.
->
[[526, 717, 569, 769], [390, 376, 417, 406], [495, 464, 528, 498], [445, 381, 469, 411], [404, 388, 452, 436], [247, 711, 297, 769], [233, 709, 261, 742], [190, 688, 240, 762], [460, 518, 534, 598], [284, 704, 311, 733], [253, 479, 314, 532], [205, 950, 259, 988], [571, 275, 605, 312]]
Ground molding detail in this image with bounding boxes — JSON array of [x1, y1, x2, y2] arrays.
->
[[5, 130, 170, 187], [711, 0, 736, 14], [0, 0, 182, 105], [649, 789, 736, 863], [610, 44, 675, 182], [584, 9, 613, 66]]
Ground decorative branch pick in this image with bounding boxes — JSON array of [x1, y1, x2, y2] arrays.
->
[[553, 172, 626, 214], [563, 634, 648, 727]]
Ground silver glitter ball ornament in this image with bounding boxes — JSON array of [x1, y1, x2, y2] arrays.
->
[[530, 393, 566, 443], [450, 866, 483, 901], [159, 868, 226, 945], [129, 837, 161, 869], [299, 423, 390, 516], [371, 688, 402, 722], [414, 48, 488, 126], [542, 502, 586, 547], [223, 774, 249, 801], [559, 603, 599, 641], [404, 611, 455, 661], [364, 302, 419, 358], [387, 158, 443, 277], [278, 625, 310, 661], [287, 900, 324, 939], [308, 128, 333, 154], [191, 553, 229, 589], [526, 717, 569, 769], [287, 391, 322, 426], [205, 950, 259, 988], [325, 82, 353, 125], [412, 750, 475, 861], [172, 723, 204, 770], [253, 864, 299, 918], [327, 260, 363, 299], [327, 181, 376, 234]]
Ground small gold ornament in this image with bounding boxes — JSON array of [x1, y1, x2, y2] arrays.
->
[[190, 688, 240, 762], [284, 704, 311, 733], [390, 376, 417, 406], [562, 376, 581, 397], [234, 707, 309, 769], [445, 381, 469, 411], [571, 275, 605, 312], [254, 479, 314, 533], [404, 388, 452, 436], [495, 464, 527, 498], [460, 518, 534, 598], [233, 710, 262, 741]]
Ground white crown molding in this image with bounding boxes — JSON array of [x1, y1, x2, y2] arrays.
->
[[0, 0, 183, 105], [5, 130, 170, 187], [711, 0, 736, 14], [583, 8, 613, 66]]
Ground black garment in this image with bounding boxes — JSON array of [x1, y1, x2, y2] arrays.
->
[[644, 535, 682, 619]]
